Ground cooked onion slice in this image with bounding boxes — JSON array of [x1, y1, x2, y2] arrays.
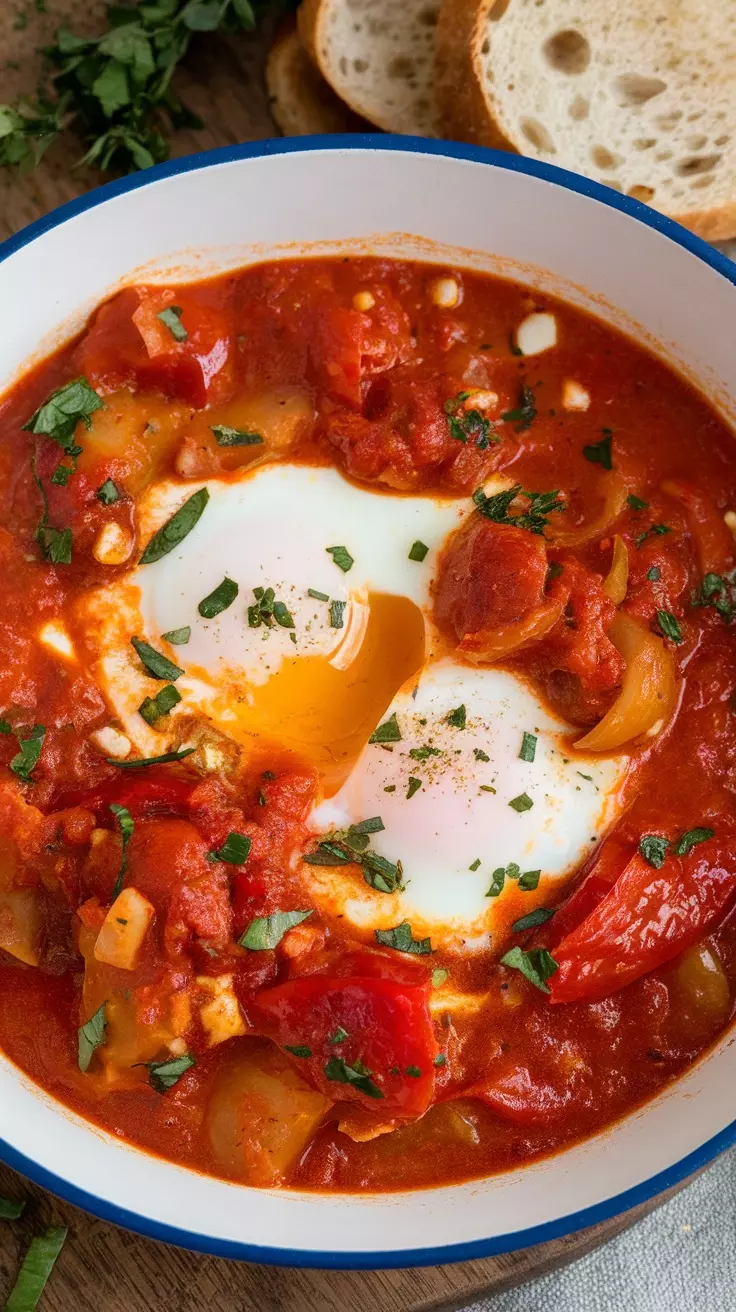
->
[[575, 611, 676, 752], [546, 475, 627, 549], [459, 597, 564, 663], [602, 535, 629, 605]]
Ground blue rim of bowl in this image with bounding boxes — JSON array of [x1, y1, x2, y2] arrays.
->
[[0, 133, 735, 1269]]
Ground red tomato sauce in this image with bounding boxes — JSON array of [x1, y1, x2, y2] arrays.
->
[[1, 257, 736, 1192]]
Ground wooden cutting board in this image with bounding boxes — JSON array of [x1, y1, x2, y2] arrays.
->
[[0, 3, 673, 1306]]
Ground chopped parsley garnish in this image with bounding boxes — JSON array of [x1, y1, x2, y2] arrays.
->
[[329, 1027, 350, 1045], [406, 776, 422, 799], [583, 430, 613, 470], [408, 540, 429, 562], [500, 946, 559, 994], [211, 424, 263, 447], [3, 1225, 68, 1312], [405, 1065, 422, 1078], [692, 571, 736, 623], [161, 626, 191, 646], [518, 869, 541, 891], [656, 609, 683, 644], [145, 1053, 195, 1092], [23, 376, 103, 451], [239, 909, 313, 951], [473, 483, 565, 536], [209, 831, 251, 865], [0, 721, 10, 735], [109, 802, 133, 900], [324, 1056, 383, 1100], [329, 599, 346, 629], [326, 545, 354, 573], [501, 382, 537, 431], [284, 1045, 312, 1059], [486, 866, 508, 897], [519, 731, 537, 763], [479, 784, 496, 793], [9, 724, 46, 782], [647, 566, 661, 582], [352, 817, 385, 835], [639, 835, 670, 869], [31, 448, 73, 564], [156, 305, 187, 341], [375, 921, 432, 955], [511, 906, 555, 934], [469, 858, 481, 872], [444, 391, 498, 450], [369, 713, 401, 744], [78, 1002, 107, 1072], [304, 821, 403, 894], [674, 827, 714, 856], [308, 588, 329, 602], [431, 968, 449, 988], [636, 523, 671, 548], [198, 576, 239, 619], [138, 683, 181, 726], [627, 494, 649, 511], [508, 792, 533, 812], [247, 586, 295, 630], [409, 745, 441, 761], [131, 636, 184, 681], [473, 747, 490, 763], [447, 704, 466, 729], [434, 1053, 447, 1067], [105, 748, 195, 768], [140, 487, 209, 564], [96, 477, 120, 505]]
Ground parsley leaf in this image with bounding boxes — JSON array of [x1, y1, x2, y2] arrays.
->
[[161, 626, 190, 645], [109, 802, 133, 899], [131, 636, 184, 681], [326, 545, 354, 573], [78, 1002, 107, 1072], [23, 377, 102, 452], [408, 540, 429, 562], [511, 906, 555, 933], [692, 571, 736, 624], [375, 921, 432, 954], [157, 305, 187, 341], [329, 599, 346, 629], [209, 831, 251, 864], [519, 731, 537, 763], [501, 383, 537, 431], [473, 483, 565, 536], [329, 1026, 350, 1045], [324, 1056, 383, 1100], [140, 488, 209, 564], [96, 477, 120, 505], [239, 909, 313, 951], [138, 683, 181, 725], [674, 827, 714, 856], [406, 776, 422, 799], [447, 704, 466, 729], [369, 712, 401, 744], [211, 425, 263, 447], [198, 576, 238, 618], [583, 430, 613, 470], [627, 494, 649, 511], [285, 1044, 312, 1059], [247, 586, 294, 630], [639, 835, 670, 869], [500, 946, 558, 993], [444, 391, 498, 450], [508, 792, 533, 812], [9, 724, 45, 782], [656, 609, 683, 644], [308, 588, 329, 602], [145, 1053, 195, 1092]]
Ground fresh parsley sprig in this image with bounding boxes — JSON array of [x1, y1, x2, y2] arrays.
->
[[0, 0, 282, 179]]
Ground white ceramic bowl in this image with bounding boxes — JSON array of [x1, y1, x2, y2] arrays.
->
[[1, 136, 735, 1269]]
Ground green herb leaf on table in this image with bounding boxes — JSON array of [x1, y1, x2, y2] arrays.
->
[[4, 1226, 68, 1312], [78, 1002, 107, 1072], [239, 909, 313, 951], [501, 946, 559, 994], [0, 1197, 26, 1220], [140, 488, 209, 564]]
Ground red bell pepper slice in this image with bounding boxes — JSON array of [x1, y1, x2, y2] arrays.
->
[[53, 770, 195, 821], [255, 972, 438, 1116], [550, 835, 736, 1004]]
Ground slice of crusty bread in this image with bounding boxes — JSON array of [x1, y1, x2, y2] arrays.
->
[[436, 0, 736, 241], [266, 20, 368, 136], [298, 0, 443, 136]]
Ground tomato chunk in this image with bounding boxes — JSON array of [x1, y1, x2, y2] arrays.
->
[[54, 770, 195, 819], [255, 973, 437, 1116], [543, 558, 624, 691], [435, 517, 549, 641], [550, 836, 736, 1004]]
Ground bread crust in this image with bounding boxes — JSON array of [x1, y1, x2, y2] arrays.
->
[[267, 19, 366, 136], [435, 0, 518, 151]]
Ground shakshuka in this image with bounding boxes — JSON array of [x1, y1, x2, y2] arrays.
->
[[0, 256, 734, 1191]]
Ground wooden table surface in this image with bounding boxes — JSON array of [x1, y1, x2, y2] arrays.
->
[[0, 3, 673, 1306]]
